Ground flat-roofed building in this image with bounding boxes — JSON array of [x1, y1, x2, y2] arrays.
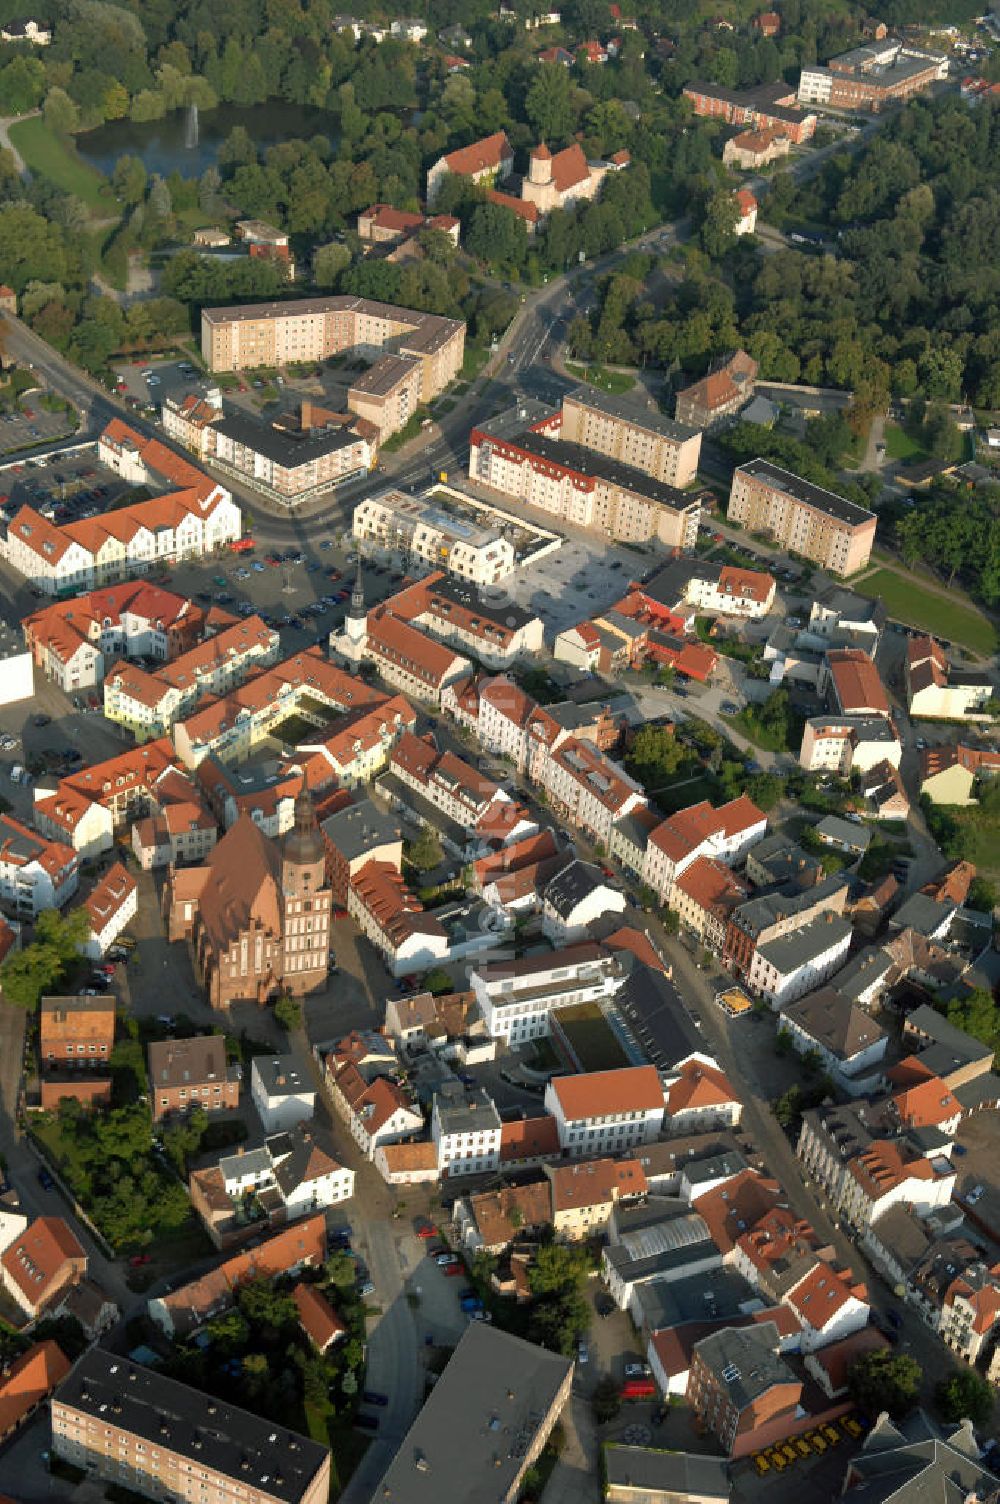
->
[[373, 1323, 572, 1504], [51, 1350, 330, 1504], [211, 410, 370, 505], [353, 489, 516, 584], [603, 1444, 730, 1504], [728, 459, 876, 576]]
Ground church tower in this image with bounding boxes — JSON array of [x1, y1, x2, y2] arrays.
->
[[280, 789, 331, 994], [339, 555, 369, 663]]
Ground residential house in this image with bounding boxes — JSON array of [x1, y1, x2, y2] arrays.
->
[[0, 812, 78, 918], [906, 635, 993, 720], [674, 351, 758, 430], [780, 987, 887, 1092], [77, 861, 137, 958], [541, 859, 626, 942], [431, 1087, 502, 1177], [148, 1034, 241, 1122], [919, 742, 1000, 805], [0, 1341, 71, 1445], [642, 796, 768, 906], [663, 1057, 743, 1134], [747, 913, 853, 1008], [250, 1053, 316, 1134], [547, 1157, 648, 1243], [293, 1281, 346, 1353], [328, 1060, 423, 1160], [0, 1217, 87, 1321]]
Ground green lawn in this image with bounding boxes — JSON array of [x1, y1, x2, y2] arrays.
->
[[9, 118, 118, 215], [564, 361, 635, 394], [883, 422, 926, 463], [856, 567, 997, 656]]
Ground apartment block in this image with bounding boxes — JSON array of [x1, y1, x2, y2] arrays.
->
[[431, 1086, 502, 1176], [0, 812, 78, 917], [51, 1350, 330, 1504], [200, 296, 465, 404], [469, 423, 701, 549], [148, 1034, 241, 1122], [728, 459, 876, 576], [558, 387, 702, 489], [353, 490, 516, 584], [40, 996, 115, 1071], [347, 354, 423, 441]]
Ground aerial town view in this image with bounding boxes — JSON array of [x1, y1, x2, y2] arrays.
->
[[2, 1, 1000, 1503]]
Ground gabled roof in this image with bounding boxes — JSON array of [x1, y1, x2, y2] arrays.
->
[[443, 130, 512, 176], [549, 1066, 663, 1121]]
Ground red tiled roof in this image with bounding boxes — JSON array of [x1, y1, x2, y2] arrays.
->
[[444, 130, 512, 176], [550, 1066, 663, 1121], [293, 1282, 346, 1351], [0, 1341, 71, 1438]]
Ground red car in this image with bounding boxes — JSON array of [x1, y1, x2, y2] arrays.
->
[[621, 1379, 656, 1400], [129, 1253, 152, 1267], [267, 554, 281, 567], [444, 1262, 465, 1278], [416, 1222, 438, 1240], [331, 905, 349, 921], [95, 963, 116, 977]]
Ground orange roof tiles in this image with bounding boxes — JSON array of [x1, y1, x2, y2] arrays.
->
[[156, 1216, 326, 1332], [444, 130, 512, 176], [787, 1262, 867, 1328], [367, 607, 465, 685], [549, 1065, 663, 1121], [673, 855, 748, 917], [83, 861, 136, 933], [827, 649, 890, 717], [1, 1218, 86, 1310], [487, 189, 540, 225], [891, 1073, 959, 1129], [499, 1114, 561, 1162], [691, 1168, 783, 1254], [293, 1282, 346, 1351], [666, 1058, 740, 1116], [602, 926, 667, 972], [0, 1341, 71, 1439], [547, 1156, 647, 1212]]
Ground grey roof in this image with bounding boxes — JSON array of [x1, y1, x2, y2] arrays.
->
[[691, 1321, 795, 1412], [215, 410, 359, 469], [604, 1445, 729, 1501], [633, 1265, 759, 1332], [756, 913, 853, 977], [544, 858, 611, 918], [319, 796, 401, 861], [805, 714, 897, 744], [55, 1350, 328, 1504], [616, 961, 702, 1070], [815, 814, 873, 854], [483, 427, 698, 515], [843, 1414, 1000, 1504], [680, 1150, 749, 1189], [374, 1323, 572, 1504], [434, 1086, 501, 1136], [639, 555, 720, 609], [905, 1004, 994, 1069], [737, 458, 875, 528], [891, 893, 955, 938], [783, 986, 887, 1062], [748, 834, 823, 888], [427, 574, 538, 633], [566, 384, 700, 444], [741, 395, 779, 426], [867, 1205, 933, 1271], [953, 1071, 1000, 1112], [219, 1145, 272, 1181], [733, 873, 848, 939], [252, 1053, 314, 1100], [832, 946, 896, 1002]]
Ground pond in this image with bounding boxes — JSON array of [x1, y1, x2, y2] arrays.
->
[[75, 101, 339, 180]]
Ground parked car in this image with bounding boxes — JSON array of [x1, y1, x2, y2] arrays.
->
[[621, 1378, 656, 1400], [37, 1165, 55, 1190], [355, 1414, 379, 1432], [444, 1262, 465, 1278], [362, 1391, 388, 1407]]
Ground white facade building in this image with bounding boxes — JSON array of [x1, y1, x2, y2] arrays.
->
[[749, 914, 853, 1009], [431, 1088, 502, 1177], [250, 1054, 317, 1134], [544, 1066, 665, 1155]]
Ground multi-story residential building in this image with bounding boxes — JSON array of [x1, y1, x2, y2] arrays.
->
[[148, 1035, 241, 1122], [78, 861, 137, 958], [780, 987, 888, 1091], [671, 856, 750, 952], [456, 1180, 554, 1253], [0, 812, 78, 917], [558, 387, 702, 490], [171, 647, 387, 768], [398, 574, 546, 671], [51, 1350, 331, 1504], [674, 350, 758, 430], [250, 1052, 316, 1134], [746, 912, 853, 1008], [348, 859, 447, 976], [938, 1264, 1000, 1364], [687, 1322, 802, 1459], [799, 715, 901, 776], [34, 739, 182, 859], [469, 422, 701, 549], [474, 675, 538, 767], [201, 297, 465, 405], [212, 408, 371, 504], [642, 796, 767, 906], [24, 581, 213, 692], [544, 1066, 664, 1155], [426, 129, 514, 203], [131, 766, 218, 870], [351, 607, 472, 706], [682, 79, 816, 143], [471, 942, 624, 1044], [320, 797, 403, 906], [346, 354, 423, 442], [5, 423, 240, 596], [722, 124, 792, 169], [40, 996, 115, 1072], [635, 555, 776, 621], [328, 1059, 423, 1159], [727, 460, 876, 576], [374, 1324, 572, 1504], [723, 873, 848, 976], [431, 1087, 502, 1176], [164, 793, 331, 1009], [547, 1157, 648, 1242], [1, 1218, 87, 1319], [538, 736, 647, 847], [905, 635, 993, 721], [797, 1104, 956, 1231], [389, 732, 536, 857], [353, 490, 516, 584]]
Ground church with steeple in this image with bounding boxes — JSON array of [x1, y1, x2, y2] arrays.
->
[[164, 789, 332, 1010], [331, 555, 369, 665]]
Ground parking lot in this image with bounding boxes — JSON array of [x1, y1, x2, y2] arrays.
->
[[0, 441, 132, 531], [0, 402, 76, 455]]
